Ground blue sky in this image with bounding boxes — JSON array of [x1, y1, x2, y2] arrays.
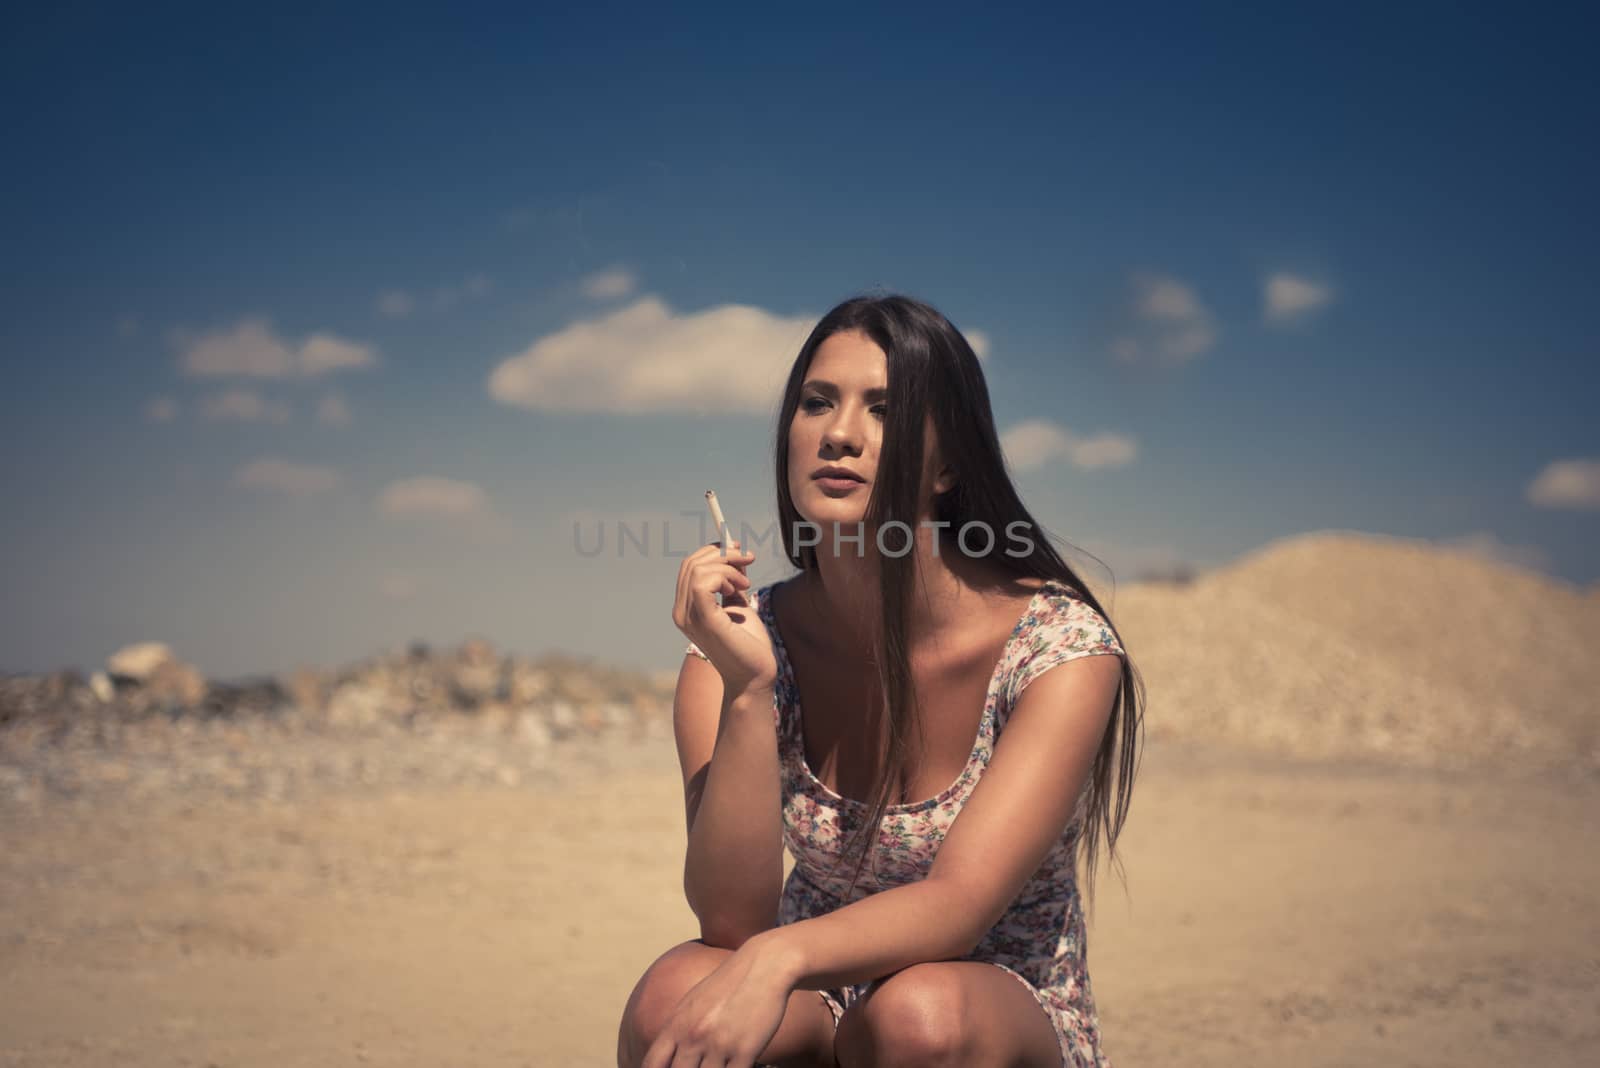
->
[[2, 4, 1595, 681]]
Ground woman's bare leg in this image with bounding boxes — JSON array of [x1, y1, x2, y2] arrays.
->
[[617, 938, 837, 1068]]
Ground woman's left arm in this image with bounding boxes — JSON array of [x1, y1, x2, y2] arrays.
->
[[641, 651, 1123, 1068], [753, 650, 1125, 990]]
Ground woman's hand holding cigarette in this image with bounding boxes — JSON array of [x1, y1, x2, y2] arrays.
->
[[672, 496, 778, 695]]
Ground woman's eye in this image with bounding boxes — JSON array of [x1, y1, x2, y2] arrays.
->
[[800, 396, 882, 416]]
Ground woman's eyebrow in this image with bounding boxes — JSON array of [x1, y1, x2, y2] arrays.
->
[[802, 379, 888, 401]]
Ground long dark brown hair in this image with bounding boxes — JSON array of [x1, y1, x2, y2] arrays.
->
[[773, 293, 1146, 913]]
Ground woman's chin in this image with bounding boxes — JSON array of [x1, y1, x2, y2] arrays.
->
[[795, 495, 869, 528]]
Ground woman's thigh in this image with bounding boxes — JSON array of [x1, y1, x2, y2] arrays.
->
[[617, 938, 838, 1068], [834, 960, 1062, 1068]]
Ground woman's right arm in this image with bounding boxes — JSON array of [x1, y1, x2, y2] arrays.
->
[[673, 658, 784, 951], [670, 540, 784, 951]]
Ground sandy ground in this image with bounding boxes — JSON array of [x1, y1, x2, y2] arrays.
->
[[3, 734, 1597, 1067]]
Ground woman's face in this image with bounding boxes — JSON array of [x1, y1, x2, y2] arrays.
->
[[787, 330, 949, 530]]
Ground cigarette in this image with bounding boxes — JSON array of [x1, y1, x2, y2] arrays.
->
[[705, 489, 729, 548]]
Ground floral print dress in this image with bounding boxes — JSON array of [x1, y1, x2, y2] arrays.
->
[[685, 576, 1126, 1068]]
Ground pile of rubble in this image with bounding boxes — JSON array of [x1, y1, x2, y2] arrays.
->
[[0, 638, 681, 808]]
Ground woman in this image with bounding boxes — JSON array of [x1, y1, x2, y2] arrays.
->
[[618, 294, 1145, 1068]]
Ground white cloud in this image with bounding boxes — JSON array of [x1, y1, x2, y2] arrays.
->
[[582, 266, 637, 300], [965, 328, 991, 363], [174, 317, 378, 379], [1436, 531, 1552, 574], [1263, 272, 1335, 325], [378, 475, 492, 520], [1000, 418, 1138, 473], [1526, 458, 1600, 510], [487, 295, 815, 415], [1068, 433, 1140, 469], [1001, 421, 1074, 470], [232, 458, 340, 494], [1137, 276, 1204, 320], [1110, 273, 1217, 366], [299, 333, 378, 375], [143, 396, 178, 423], [316, 392, 351, 426], [377, 475, 512, 544], [201, 388, 292, 424]]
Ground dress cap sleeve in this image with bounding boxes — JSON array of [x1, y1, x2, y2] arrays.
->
[[1001, 592, 1126, 718]]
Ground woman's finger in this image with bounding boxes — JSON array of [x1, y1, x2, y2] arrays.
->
[[639, 1033, 674, 1068], [678, 550, 754, 621], [674, 543, 754, 627], [688, 564, 752, 617]]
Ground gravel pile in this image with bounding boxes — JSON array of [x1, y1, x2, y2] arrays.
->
[[0, 638, 678, 809], [4, 530, 1595, 812], [1101, 530, 1600, 775]]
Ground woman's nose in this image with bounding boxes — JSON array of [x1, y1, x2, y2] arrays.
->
[[822, 413, 863, 452]]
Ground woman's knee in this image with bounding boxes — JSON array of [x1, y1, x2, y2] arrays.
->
[[835, 962, 976, 1067], [616, 939, 730, 1066]]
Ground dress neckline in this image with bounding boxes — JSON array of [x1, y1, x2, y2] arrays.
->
[[758, 576, 1064, 814]]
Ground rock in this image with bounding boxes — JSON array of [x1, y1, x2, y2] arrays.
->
[[283, 669, 326, 714], [457, 636, 498, 667], [102, 643, 207, 714], [450, 662, 500, 708], [508, 663, 551, 705], [326, 685, 384, 730], [557, 670, 604, 704], [201, 677, 288, 719], [449, 637, 505, 708], [474, 702, 513, 736], [515, 711, 551, 749], [106, 642, 178, 682], [40, 669, 86, 702], [580, 703, 605, 734], [141, 659, 208, 710], [548, 700, 577, 739]]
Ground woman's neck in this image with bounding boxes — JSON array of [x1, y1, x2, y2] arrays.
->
[[805, 523, 1003, 655]]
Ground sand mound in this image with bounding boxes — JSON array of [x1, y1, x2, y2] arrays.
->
[[1100, 530, 1599, 773]]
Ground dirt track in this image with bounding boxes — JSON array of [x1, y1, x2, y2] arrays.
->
[[3, 734, 1596, 1067]]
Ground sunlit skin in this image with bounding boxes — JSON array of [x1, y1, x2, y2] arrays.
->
[[785, 328, 1005, 656], [627, 328, 1125, 1068]]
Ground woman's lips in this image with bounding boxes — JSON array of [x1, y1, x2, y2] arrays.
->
[[814, 476, 865, 493]]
